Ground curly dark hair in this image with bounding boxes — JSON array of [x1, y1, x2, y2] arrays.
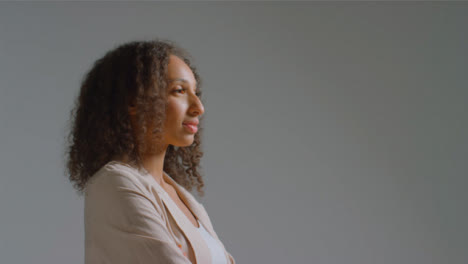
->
[[64, 39, 206, 197]]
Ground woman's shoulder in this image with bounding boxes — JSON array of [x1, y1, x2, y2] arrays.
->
[[84, 161, 148, 196], [83, 161, 167, 215]]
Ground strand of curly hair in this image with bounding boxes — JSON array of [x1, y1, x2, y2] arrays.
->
[[63, 39, 206, 197]]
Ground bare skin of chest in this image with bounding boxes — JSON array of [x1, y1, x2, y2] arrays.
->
[[164, 185, 200, 228]]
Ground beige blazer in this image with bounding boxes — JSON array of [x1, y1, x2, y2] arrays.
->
[[84, 161, 236, 264]]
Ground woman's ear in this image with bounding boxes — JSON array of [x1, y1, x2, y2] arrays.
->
[[128, 97, 137, 116], [128, 104, 137, 116]]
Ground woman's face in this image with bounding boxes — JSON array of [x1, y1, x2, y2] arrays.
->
[[162, 54, 204, 147]]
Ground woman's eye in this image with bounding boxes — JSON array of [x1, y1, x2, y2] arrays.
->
[[173, 88, 201, 97]]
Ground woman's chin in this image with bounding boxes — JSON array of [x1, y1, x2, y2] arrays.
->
[[175, 138, 195, 147]]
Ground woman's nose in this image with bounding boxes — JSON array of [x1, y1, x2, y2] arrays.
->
[[190, 97, 204, 116]]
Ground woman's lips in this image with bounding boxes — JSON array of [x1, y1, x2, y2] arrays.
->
[[183, 124, 198, 133]]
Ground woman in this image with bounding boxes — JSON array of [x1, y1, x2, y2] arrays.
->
[[65, 39, 235, 264]]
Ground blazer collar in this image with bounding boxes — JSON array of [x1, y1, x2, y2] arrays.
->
[[136, 165, 224, 264]]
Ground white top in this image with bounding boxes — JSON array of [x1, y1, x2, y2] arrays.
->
[[196, 219, 228, 264]]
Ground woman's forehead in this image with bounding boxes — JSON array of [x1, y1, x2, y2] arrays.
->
[[167, 55, 196, 86]]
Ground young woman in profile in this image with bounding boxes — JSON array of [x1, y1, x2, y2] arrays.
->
[[65, 39, 235, 264]]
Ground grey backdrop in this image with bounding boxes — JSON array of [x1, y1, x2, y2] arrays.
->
[[1, 2, 467, 264]]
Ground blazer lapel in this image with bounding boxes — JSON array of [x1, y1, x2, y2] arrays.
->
[[163, 172, 232, 264], [129, 161, 230, 264], [144, 169, 212, 264]]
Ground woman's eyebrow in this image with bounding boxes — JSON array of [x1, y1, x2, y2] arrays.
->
[[169, 78, 199, 90], [169, 78, 194, 85]]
